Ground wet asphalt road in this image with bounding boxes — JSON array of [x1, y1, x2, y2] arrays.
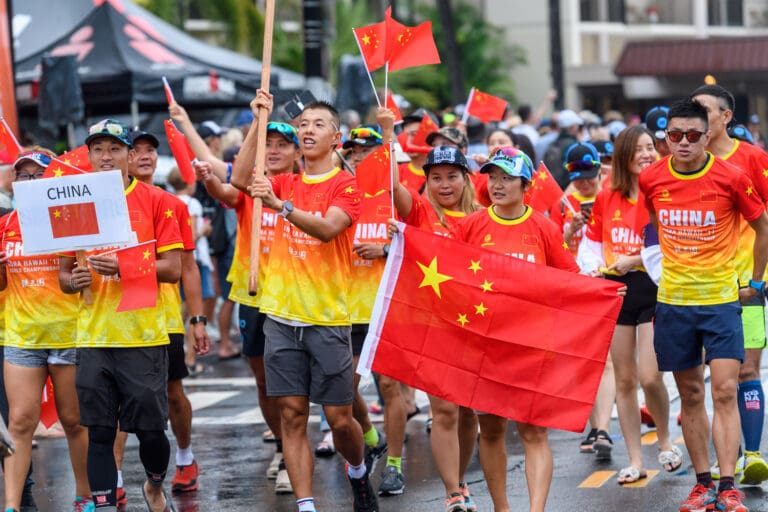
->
[[8, 352, 768, 512]]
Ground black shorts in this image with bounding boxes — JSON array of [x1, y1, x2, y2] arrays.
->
[[167, 333, 189, 382], [351, 324, 368, 357], [606, 271, 657, 326], [76, 347, 169, 432], [240, 304, 267, 358]]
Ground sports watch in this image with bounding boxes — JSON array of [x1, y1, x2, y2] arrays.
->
[[189, 315, 208, 326], [278, 200, 294, 219]]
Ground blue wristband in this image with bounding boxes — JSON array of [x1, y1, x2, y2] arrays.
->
[[749, 279, 765, 292]]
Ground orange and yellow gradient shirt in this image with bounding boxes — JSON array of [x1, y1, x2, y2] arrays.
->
[[227, 191, 278, 308], [160, 191, 195, 335], [403, 187, 466, 237], [259, 168, 362, 325], [721, 140, 768, 286], [639, 154, 764, 305], [453, 206, 579, 272], [1, 212, 78, 348], [349, 191, 391, 324], [73, 179, 183, 347], [585, 188, 645, 270]]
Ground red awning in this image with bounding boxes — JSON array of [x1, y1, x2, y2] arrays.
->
[[614, 37, 768, 76]]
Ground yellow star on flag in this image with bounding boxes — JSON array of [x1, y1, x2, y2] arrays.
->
[[345, 186, 354, 193], [362, 34, 371, 45], [53, 209, 61, 218], [763, 169, 768, 178], [468, 260, 482, 274], [53, 167, 64, 177], [457, 313, 469, 326], [562, 242, 569, 250], [165, 208, 173, 218], [474, 302, 488, 316], [747, 185, 754, 196], [8, 231, 14, 237], [538, 171, 547, 180], [142, 249, 151, 260], [416, 257, 453, 298], [480, 279, 494, 292]]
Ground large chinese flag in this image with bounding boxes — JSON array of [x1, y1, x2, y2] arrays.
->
[[525, 163, 564, 213], [0, 118, 22, 164], [359, 225, 622, 432], [384, 13, 441, 72], [48, 203, 99, 238], [116, 242, 158, 312], [164, 120, 196, 184], [466, 88, 508, 123], [356, 144, 391, 195], [43, 157, 88, 179], [353, 20, 388, 72]]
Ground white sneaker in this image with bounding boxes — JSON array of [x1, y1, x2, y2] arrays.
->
[[711, 455, 745, 480], [266, 451, 282, 480], [275, 466, 293, 494]]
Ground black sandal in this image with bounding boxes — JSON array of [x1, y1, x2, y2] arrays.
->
[[580, 428, 598, 453], [593, 430, 613, 460]]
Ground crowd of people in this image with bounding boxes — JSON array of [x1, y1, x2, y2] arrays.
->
[[0, 80, 767, 512]]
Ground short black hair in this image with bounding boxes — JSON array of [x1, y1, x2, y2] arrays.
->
[[668, 99, 709, 130], [517, 104, 532, 122], [302, 100, 341, 130], [691, 84, 735, 112]]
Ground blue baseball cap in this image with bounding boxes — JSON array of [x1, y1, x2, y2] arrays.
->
[[267, 122, 299, 148], [86, 119, 133, 147], [564, 142, 600, 180], [645, 106, 669, 141], [479, 146, 534, 181]]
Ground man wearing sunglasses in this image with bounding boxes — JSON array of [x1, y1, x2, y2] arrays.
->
[[692, 84, 768, 492], [59, 119, 184, 512], [639, 99, 768, 512]]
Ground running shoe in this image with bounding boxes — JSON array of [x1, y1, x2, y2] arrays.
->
[[679, 482, 717, 512], [715, 489, 748, 512], [459, 482, 477, 512], [267, 451, 282, 480], [580, 428, 598, 453], [348, 474, 379, 512], [275, 459, 293, 494], [72, 496, 94, 512], [445, 492, 467, 512], [116, 486, 128, 508], [712, 456, 745, 480], [171, 460, 199, 493], [364, 430, 388, 476], [741, 450, 768, 485], [378, 465, 404, 496]]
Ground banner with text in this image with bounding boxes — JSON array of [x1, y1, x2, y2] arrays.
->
[[13, 170, 131, 255]]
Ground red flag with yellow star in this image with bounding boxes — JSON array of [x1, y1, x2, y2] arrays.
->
[[0, 118, 22, 164], [356, 144, 391, 195], [116, 241, 158, 312], [48, 203, 99, 238], [164, 120, 196, 185], [359, 224, 622, 432], [525, 162, 564, 213], [43, 157, 89, 178], [384, 15, 440, 72], [400, 114, 438, 154], [465, 88, 508, 123], [353, 20, 387, 72], [58, 145, 92, 172]]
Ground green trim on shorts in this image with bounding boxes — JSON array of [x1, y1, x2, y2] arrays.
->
[[742, 305, 767, 350]]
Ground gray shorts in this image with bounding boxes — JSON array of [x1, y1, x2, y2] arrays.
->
[[263, 317, 354, 405], [4, 346, 77, 368]]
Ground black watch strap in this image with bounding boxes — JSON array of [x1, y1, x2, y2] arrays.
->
[[190, 315, 208, 326]]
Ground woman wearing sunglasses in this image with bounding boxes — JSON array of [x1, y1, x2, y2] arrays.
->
[[578, 125, 680, 484], [0, 150, 93, 512]]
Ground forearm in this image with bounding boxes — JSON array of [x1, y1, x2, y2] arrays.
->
[[231, 119, 260, 192], [58, 257, 76, 293], [284, 209, 350, 243], [156, 250, 182, 283], [178, 117, 229, 181], [753, 236, 768, 282], [392, 185, 413, 220], [180, 251, 204, 316], [203, 177, 239, 207]]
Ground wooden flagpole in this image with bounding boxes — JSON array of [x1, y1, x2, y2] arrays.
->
[[248, 0, 275, 296]]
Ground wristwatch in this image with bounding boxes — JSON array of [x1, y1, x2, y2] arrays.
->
[[189, 315, 208, 326], [749, 279, 765, 293], [278, 200, 294, 219], [382, 244, 390, 258]]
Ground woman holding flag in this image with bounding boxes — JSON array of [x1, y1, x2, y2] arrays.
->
[[0, 149, 94, 512], [392, 144, 480, 511]]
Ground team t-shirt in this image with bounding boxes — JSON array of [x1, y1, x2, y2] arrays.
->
[[159, 190, 195, 335], [721, 140, 768, 286], [258, 168, 362, 325], [399, 162, 426, 192], [349, 191, 391, 324], [584, 188, 645, 270], [639, 153, 764, 305], [548, 192, 596, 256], [452, 206, 579, 272], [227, 191, 278, 308], [74, 179, 184, 347], [403, 187, 466, 237], [0, 211, 78, 348]]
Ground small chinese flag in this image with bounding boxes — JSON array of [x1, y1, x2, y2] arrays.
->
[[116, 242, 158, 312], [0, 118, 22, 164], [384, 12, 441, 72], [359, 225, 623, 432], [465, 88, 508, 123], [162, 76, 175, 105], [39, 377, 58, 429], [385, 90, 403, 124], [164, 120, 196, 184], [58, 144, 92, 172], [525, 163, 564, 213], [43, 157, 88, 179], [353, 20, 388, 72], [356, 145, 391, 195], [48, 203, 99, 238], [401, 113, 438, 154]]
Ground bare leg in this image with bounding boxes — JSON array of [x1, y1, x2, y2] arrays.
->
[[477, 414, 509, 512]]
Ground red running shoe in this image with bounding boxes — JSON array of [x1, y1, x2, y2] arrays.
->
[[171, 460, 199, 493], [716, 489, 748, 512], [640, 405, 655, 428], [679, 482, 716, 512]]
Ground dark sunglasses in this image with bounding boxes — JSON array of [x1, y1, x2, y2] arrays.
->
[[666, 130, 704, 143], [565, 160, 600, 172]]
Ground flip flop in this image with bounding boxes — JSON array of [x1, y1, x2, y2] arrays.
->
[[658, 445, 683, 472], [617, 466, 647, 485], [141, 483, 177, 512], [406, 406, 421, 421], [217, 351, 242, 361]]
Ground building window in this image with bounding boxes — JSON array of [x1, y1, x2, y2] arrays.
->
[[708, 0, 744, 26], [581, 0, 626, 22]]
